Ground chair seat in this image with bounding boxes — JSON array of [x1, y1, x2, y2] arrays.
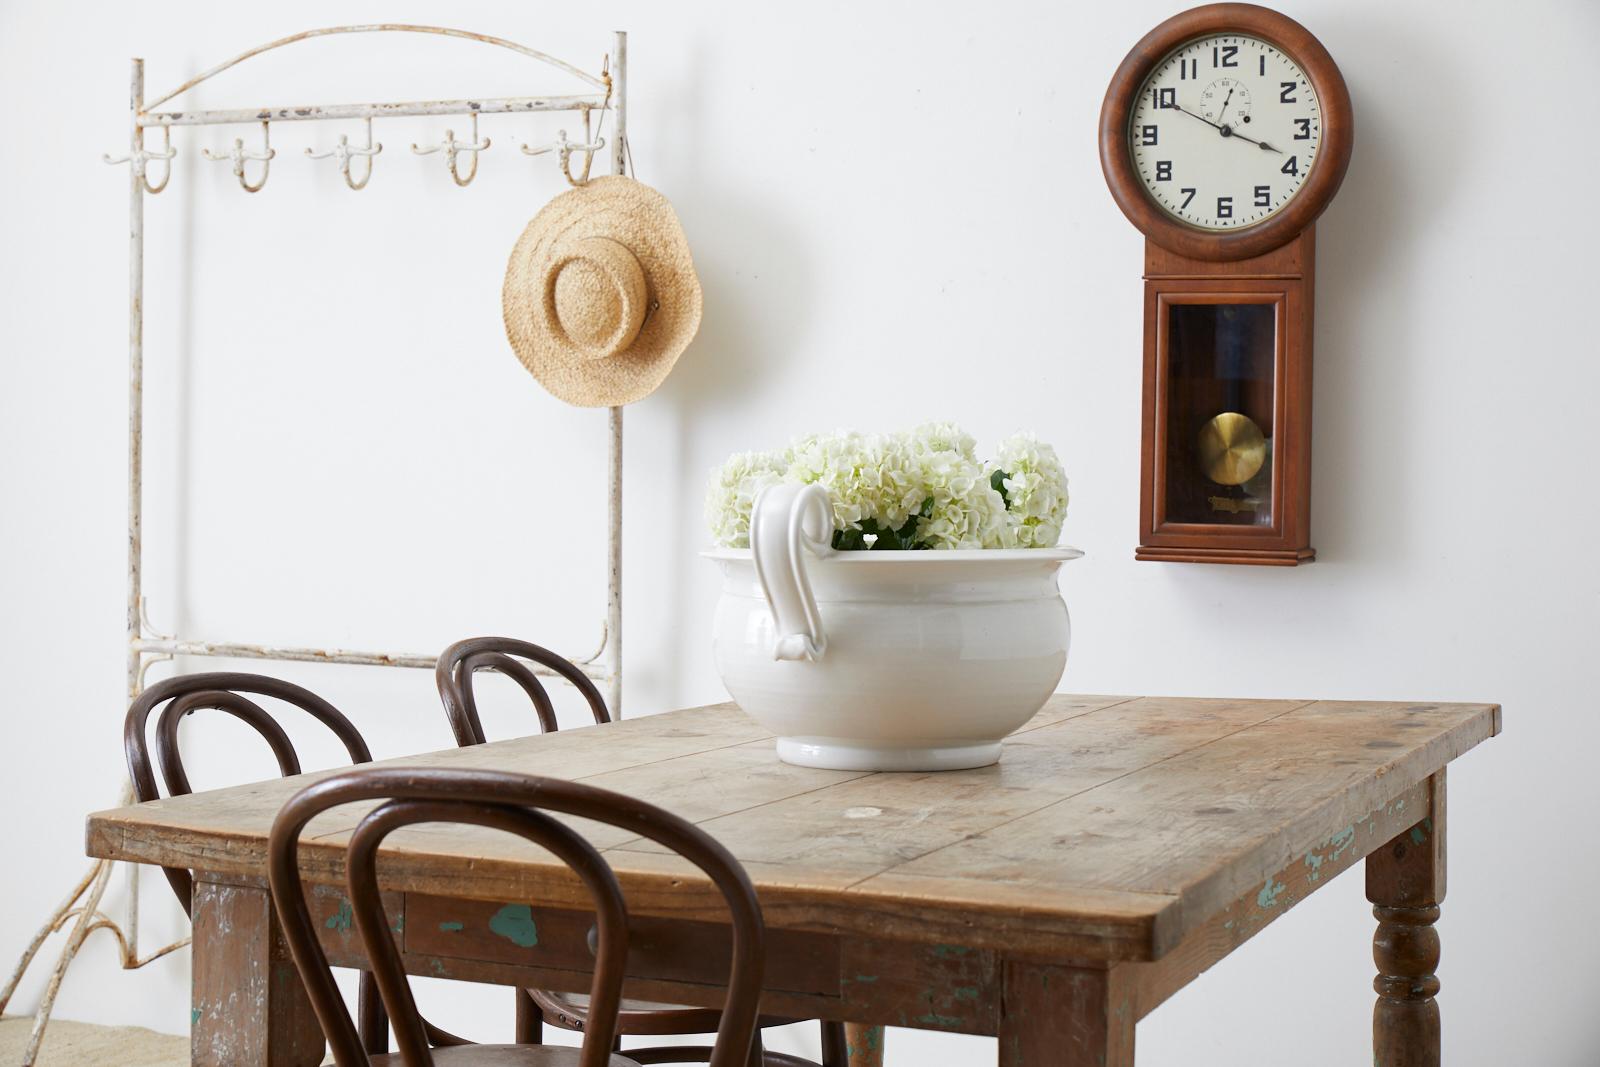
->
[[371, 1044, 638, 1066], [529, 989, 802, 1036]]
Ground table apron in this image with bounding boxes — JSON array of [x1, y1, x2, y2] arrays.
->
[[190, 773, 1439, 1048], [299, 884, 1004, 1036]]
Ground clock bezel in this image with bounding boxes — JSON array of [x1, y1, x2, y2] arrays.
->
[[1099, 3, 1353, 262]]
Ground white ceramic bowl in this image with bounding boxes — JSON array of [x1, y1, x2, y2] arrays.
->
[[705, 484, 1081, 771]]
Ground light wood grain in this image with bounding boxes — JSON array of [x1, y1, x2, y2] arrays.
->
[[87, 695, 1498, 963], [861, 700, 1492, 949], [190, 880, 324, 1067]]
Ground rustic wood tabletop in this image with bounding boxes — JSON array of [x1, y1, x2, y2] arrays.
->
[[88, 694, 1498, 1067]]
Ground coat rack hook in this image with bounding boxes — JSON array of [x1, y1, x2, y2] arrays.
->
[[520, 111, 605, 188], [305, 116, 382, 191], [201, 121, 275, 193], [411, 112, 491, 187], [102, 124, 175, 194]]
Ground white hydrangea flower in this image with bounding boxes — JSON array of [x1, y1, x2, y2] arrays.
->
[[705, 450, 786, 548], [906, 421, 979, 460], [988, 433, 1070, 548], [705, 425, 1069, 551], [784, 430, 920, 533], [918, 468, 1010, 550], [895, 425, 1008, 549]]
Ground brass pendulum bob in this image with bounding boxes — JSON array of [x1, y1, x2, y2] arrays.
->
[[1198, 411, 1267, 515]]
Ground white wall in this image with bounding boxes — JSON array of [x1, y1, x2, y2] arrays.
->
[[2, 0, 1596, 1062]]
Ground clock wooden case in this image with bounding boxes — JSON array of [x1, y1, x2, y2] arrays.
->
[[1100, 4, 1352, 565]]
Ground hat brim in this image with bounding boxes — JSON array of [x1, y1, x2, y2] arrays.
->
[[503, 175, 703, 408]]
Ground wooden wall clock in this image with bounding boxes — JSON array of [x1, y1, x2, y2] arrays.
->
[[1100, 3, 1352, 565]]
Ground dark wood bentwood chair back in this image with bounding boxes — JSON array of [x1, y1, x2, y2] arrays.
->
[[268, 767, 767, 1067], [434, 638, 848, 1067], [436, 637, 609, 747], [124, 670, 373, 913]]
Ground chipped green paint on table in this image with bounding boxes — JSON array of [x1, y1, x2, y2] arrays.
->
[[85, 695, 1498, 1066]]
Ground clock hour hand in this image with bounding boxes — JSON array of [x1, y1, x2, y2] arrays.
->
[[1225, 128, 1284, 154]]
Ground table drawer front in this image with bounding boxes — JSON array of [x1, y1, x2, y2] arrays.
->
[[404, 893, 841, 998]]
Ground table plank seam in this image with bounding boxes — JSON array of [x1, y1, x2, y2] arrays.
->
[[1010, 695, 1141, 735], [597, 770, 881, 854], [831, 698, 1318, 895]]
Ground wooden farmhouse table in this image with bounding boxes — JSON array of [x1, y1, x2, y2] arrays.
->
[[86, 694, 1498, 1067]]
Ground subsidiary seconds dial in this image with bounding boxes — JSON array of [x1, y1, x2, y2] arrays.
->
[[1130, 35, 1322, 230]]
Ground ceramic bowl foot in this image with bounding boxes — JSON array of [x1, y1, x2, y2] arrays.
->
[[774, 738, 1002, 772]]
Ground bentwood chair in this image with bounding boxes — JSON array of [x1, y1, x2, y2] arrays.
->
[[268, 766, 768, 1067], [123, 671, 442, 1054], [436, 638, 848, 1067]]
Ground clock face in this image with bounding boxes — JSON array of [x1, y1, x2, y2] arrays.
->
[[1129, 35, 1322, 231]]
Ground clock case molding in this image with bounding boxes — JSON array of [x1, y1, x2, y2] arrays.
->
[[1098, 3, 1352, 566]]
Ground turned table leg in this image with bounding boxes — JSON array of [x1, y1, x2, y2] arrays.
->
[[191, 878, 325, 1067], [998, 961, 1134, 1066], [1365, 770, 1446, 1067]]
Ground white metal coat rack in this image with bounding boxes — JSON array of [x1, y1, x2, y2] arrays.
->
[[1, 26, 630, 1064]]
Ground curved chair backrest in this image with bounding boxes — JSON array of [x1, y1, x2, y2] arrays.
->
[[269, 767, 766, 1067], [436, 637, 610, 746], [124, 671, 372, 914]]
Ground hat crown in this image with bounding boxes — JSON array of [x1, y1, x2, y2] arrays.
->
[[545, 236, 647, 363]]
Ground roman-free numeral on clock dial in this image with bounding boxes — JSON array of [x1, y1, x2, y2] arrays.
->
[[1127, 33, 1324, 230]]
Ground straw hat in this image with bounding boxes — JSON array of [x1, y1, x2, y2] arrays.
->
[[502, 176, 703, 407]]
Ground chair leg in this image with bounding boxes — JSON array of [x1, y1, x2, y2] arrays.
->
[[747, 1031, 765, 1067], [842, 1024, 884, 1067], [358, 971, 390, 1054], [515, 988, 543, 1044], [820, 1020, 849, 1067]]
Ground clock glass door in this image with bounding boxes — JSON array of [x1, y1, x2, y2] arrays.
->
[[1160, 298, 1278, 526]]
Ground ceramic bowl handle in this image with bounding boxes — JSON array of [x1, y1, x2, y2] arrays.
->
[[750, 483, 835, 661]]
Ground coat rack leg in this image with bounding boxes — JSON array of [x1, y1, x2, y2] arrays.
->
[[606, 405, 623, 717], [3, 58, 155, 1066], [603, 31, 626, 720], [125, 53, 150, 971], [13, 859, 118, 1066]]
